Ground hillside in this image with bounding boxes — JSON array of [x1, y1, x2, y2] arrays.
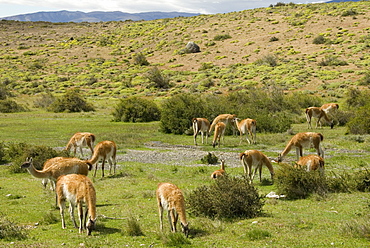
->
[[0, 10, 200, 22], [0, 1, 369, 102]]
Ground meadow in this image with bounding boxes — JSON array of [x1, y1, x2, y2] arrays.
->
[[0, 1, 370, 247], [0, 107, 369, 247]]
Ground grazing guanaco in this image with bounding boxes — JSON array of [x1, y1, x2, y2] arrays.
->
[[211, 159, 226, 179], [277, 132, 324, 162], [21, 157, 92, 205], [192, 118, 210, 146], [305, 107, 334, 129], [239, 150, 274, 183], [320, 103, 339, 116], [209, 114, 237, 133], [212, 122, 226, 148], [56, 174, 96, 235], [65, 132, 96, 158], [88, 140, 117, 177], [295, 155, 325, 175], [233, 118, 257, 145], [156, 182, 189, 238]]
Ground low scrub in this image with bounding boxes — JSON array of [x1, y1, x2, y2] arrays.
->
[[0, 215, 28, 241], [47, 89, 95, 113], [187, 176, 264, 219], [112, 97, 160, 122]]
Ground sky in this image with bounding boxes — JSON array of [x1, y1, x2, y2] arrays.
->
[[0, 0, 328, 18]]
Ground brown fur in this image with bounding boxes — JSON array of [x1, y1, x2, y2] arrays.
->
[[210, 159, 226, 179], [305, 107, 334, 129], [212, 122, 226, 148], [65, 132, 96, 158], [87, 140, 117, 177], [278, 132, 324, 162], [56, 174, 96, 235], [320, 103, 339, 116], [209, 114, 237, 133], [192, 118, 210, 145], [239, 150, 274, 183], [156, 182, 189, 238], [295, 155, 325, 175], [233, 118, 257, 144]]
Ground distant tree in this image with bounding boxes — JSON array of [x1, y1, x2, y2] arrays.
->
[[112, 97, 160, 122], [48, 89, 94, 113]]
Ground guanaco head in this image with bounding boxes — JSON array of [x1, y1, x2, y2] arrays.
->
[[277, 154, 283, 163], [181, 222, 189, 238], [86, 217, 96, 235], [20, 157, 33, 169], [330, 121, 334, 129]]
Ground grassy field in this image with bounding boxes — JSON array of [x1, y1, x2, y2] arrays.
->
[[0, 109, 369, 247]]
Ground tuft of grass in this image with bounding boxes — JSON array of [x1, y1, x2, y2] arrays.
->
[[0, 215, 28, 241], [244, 228, 272, 241], [41, 211, 59, 225], [342, 219, 370, 240], [159, 232, 191, 246], [126, 217, 144, 236]]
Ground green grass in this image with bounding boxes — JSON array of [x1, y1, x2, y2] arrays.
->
[[0, 110, 370, 247]]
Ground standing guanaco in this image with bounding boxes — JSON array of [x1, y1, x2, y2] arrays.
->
[[192, 118, 210, 146], [87, 140, 117, 177]]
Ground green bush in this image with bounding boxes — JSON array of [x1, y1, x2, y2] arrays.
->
[[346, 103, 370, 134], [133, 53, 149, 66], [0, 99, 27, 113], [160, 93, 213, 134], [187, 176, 264, 219], [0, 215, 28, 241], [353, 169, 370, 192], [255, 54, 278, 67], [0, 142, 5, 163], [318, 55, 348, 66], [112, 97, 160, 122], [213, 34, 232, 41], [200, 153, 218, 165], [145, 67, 170, 89], [313, 35, 326, 44], [274, 163, 328, 199], [7, 143, 67, 173], [33, 92, 56, 109], [47, 89, 95, 113], [358, 72, 370, 86], [126, 217, 144, 236]]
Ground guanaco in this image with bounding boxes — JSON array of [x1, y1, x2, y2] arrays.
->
[[240, 150, 274, 183], [233, 118, 257, 144], [156, 182, 189, 238], [209, 114, 236, 133], [56, 174, 96, 235], [210, 159, 226, 179], [278, 132, 324, 162], [87, 140, 117, 177], [41, 157, 66, 190], [21, 157, 92, 205], [305, 107, 334, 129], [295, 154, 325, 175], [212, 122, 226, 148], [320, 103, 339, 116], [65, 132, 96, 158], [192, 118, 210, 146]]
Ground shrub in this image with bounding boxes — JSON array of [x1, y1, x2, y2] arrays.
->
[[33, 92, 56, 109], [126, 217, 144, 236], [353, 169, 370, 192], [255, 54, 278, 67], [133, 53, 149, 66], [0, 215, 28, 240], [187, 176, 264, 219], [7, 143, 67, 173], [201, 152, 218, 165], [274, 163, 328, 199], [145, 67, 170, 89], [318, 55, 348, 66], [0, 99, 27, 113], [112, 97, 160, 122], [342, 219, 370, 240], [213, 34, 232, 41], [313, 35, 326, 44], [269, 36, 279, 42], [358, 72, 370, 86], [0, 142, 5, 163], [47, 89, 95, 113], [160, 93, 212, 134], [346, 103, 370, 134]]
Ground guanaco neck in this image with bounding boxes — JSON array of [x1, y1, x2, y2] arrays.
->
[[24, 163, 51, 179], [86, 189, 97, 220], [279, 141, 293, 159], [176, 203, 188, 226], [262, 156, 274, 175], [220, 160, 225, 170]]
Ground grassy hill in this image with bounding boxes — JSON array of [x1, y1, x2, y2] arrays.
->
[[0, 1, 369, 102]]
